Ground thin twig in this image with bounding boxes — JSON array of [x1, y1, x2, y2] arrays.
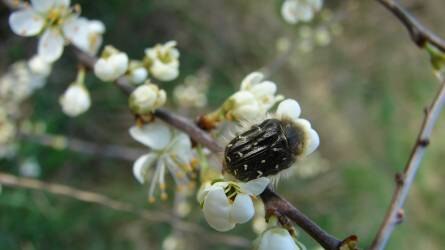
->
[[376, 0, 445, 52], [0, 171, 250, 248], [20, 131, 145, 161], [370, 79, 445, 250]]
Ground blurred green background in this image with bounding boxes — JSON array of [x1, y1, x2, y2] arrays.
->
[[1, 0, 445, 249]]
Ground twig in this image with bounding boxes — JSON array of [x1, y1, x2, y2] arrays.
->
[[0, 171, 250, 248], [376, 0, 445, 52], [370, 79, 445, 250], [20, 131, 145, 161]]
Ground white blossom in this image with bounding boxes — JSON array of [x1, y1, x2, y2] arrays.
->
[[222, 72, 283, 121], [144, 41, 180, 82], [281, 0, 323, 24], [28, 55, 52, 76], [0, 108, 15, 145], [8, 0, 82, 62], [275, 99, 320, 156], [94, 45, 129, 81], [63, 17, 105, 55], [130, 121, 194, 202], [197, 178, 270, 232], [129, 82, 166, 115], [173, 73, 209, 108], [59, 83, 91, 117]]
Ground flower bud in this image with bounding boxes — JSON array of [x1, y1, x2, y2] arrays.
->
[[126, 61, 148, 84], [59, 84, 91, 117], [144, 41, 180, 82], [129, 82, 166, 115], [94, 45, 129, 81], [28, 55, 52, 76], [254, 226, 301, 250]]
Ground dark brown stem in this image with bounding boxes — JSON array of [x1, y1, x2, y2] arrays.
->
[[376, 0, 445, 52], [261, 188, 342, 250]]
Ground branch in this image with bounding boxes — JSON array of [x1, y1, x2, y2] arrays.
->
[[20, 131, 145, 161], [376, 0, 445, 52], [0, 171, 250, 248], [370, 79, 445, 249]]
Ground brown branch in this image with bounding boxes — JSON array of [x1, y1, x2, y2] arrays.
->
[[0, 171, 250, 248], [376, 0, 445, 52], [370, 79, 445, 250]]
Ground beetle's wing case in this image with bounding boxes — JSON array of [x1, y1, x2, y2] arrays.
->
[[224, 119, 295, 181]]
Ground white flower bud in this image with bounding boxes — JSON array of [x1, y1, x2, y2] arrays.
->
[[59, 84, 91, 117], [28, 55, 52, 76], [129, 82, 166, 115], [126, 61, 148, 84], [144, 41, 180, 82], [94, 46, 129, 82], [254, 227, 301, 250], [281, 0, 323, 24]]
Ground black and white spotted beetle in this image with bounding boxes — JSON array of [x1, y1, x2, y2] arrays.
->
[[224, 118, 306, 181]]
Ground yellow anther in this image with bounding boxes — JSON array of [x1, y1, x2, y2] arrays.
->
[[161, 192, 168, 201], [160, 183, 166, 190]]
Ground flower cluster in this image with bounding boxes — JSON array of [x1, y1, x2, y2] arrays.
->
[[130, 121, 195, 202], [9, 0, 105, 62], [281, 0, 323, 24], [94, 40, 180, 84]]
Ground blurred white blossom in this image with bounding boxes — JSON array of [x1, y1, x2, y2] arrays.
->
[[28, 55, 52, 76], [197, 177, 270, 232], [19, 158, 41, 178], [281, 0, 323, 24], [130, 121, 194, 202], [144, 41, 180, 82], [94, 45, 129, 81], [0, 108, 15, 145], [129, 82, 166, 115], [8, 0, 82, 62], [173, 73, 209, 108], [0, 61, 48, 104]]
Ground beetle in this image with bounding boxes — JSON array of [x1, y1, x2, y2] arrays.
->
[[223, 118, 305, 181]]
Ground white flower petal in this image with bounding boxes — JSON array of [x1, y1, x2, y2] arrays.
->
[[9, 9, 44, 36], [304, 128, 320, 156], [230, 193, 255, 224], [281, 0, 299, 24], [276, 99, 301, 121], [257, 228, 300, 250], [31, 0, 55, 13], [202, 188, 235, 232], [129, 122, 172, 150], [294, 118, 311, 130], [240, 72, 264, 90], [250, 81, 277, 98], [239, 177, 270, 196], [169, 132, 192, 164], [38, 28, 64, 63], [133, 153, 157, 184], [56, 0, 70, 7]]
